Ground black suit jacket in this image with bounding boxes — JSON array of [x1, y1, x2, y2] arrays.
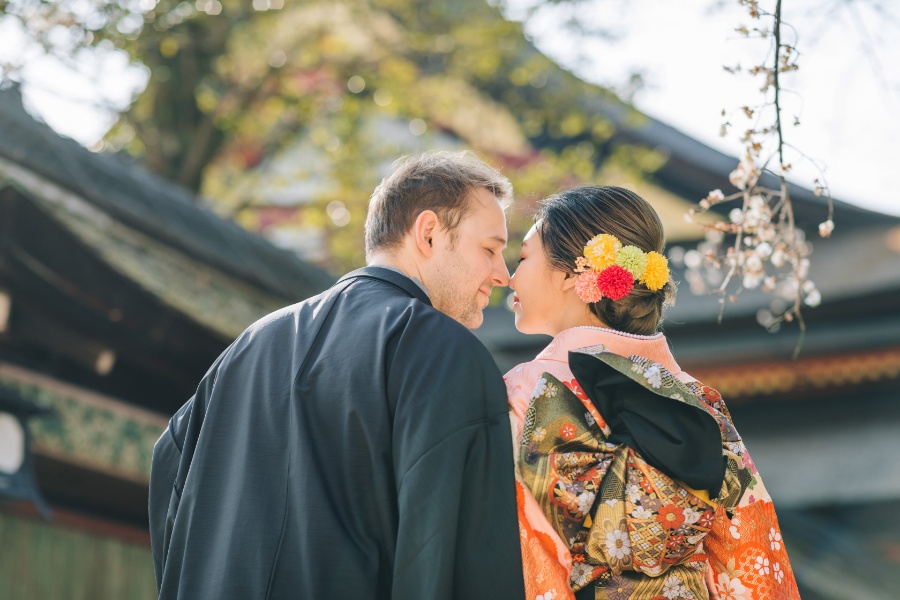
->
[[149, 267, 525, 599]]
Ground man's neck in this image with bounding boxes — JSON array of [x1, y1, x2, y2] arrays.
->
[[366, 258, 430, 298]]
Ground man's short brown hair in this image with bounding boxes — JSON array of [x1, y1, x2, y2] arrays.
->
[[365, 151, 513, 260]]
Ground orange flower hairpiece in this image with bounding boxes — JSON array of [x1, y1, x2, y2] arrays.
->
[[574, 234, 670, 303]]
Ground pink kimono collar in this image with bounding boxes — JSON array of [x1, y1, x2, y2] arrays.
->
[[534, 326, 684, 378]]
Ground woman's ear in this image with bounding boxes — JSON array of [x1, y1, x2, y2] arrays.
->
[[560, 271, 577, 291], [413, 210, 440, 257]]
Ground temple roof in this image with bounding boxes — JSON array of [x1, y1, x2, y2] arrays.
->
[[0, 84, 334, 305]]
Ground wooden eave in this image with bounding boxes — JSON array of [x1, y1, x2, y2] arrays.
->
[[688, 346, 900, 402], [0, 187, 224, 410]]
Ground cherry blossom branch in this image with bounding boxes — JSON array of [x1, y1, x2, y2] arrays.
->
[[681, 0, 835, 355]]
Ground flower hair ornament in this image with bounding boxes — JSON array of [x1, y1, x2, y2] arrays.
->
[[573, 233, 670, 302]]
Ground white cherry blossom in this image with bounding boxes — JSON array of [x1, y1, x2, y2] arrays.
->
[[713, 573, 749, 600], [769, 527, 782, 551], [605, 529, 631, 560], [754, 555, 771, 575]]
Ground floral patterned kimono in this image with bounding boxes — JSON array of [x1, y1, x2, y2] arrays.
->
[[505, 327, 800, 600]]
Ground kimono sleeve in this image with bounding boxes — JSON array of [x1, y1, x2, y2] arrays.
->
[[505, 365, 575, 600], [505, 363, 539, 443], [704, 447, 801, 599], [388, 317, 525, 600]]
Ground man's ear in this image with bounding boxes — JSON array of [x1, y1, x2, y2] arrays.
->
[[413, 210, 440, 257]]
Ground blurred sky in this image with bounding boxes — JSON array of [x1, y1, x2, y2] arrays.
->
[[2, 0, 898, 215], [514, 0, 900, 215]]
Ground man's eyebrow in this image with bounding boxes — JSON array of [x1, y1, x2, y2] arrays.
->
[[489, 235, 508, 248]]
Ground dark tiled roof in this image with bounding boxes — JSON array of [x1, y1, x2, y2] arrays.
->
[[0, 84, 334, 302], [516, 45, 895, 230], [597, 100, 890, 231]]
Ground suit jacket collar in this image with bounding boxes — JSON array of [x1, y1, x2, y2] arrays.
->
[[338, 266, 432, 306]]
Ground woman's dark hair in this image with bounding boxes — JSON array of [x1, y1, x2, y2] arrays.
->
[[536, 186, 675, 335]]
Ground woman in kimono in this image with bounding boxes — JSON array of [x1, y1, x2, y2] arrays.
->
[[505, 186, 800, 600]]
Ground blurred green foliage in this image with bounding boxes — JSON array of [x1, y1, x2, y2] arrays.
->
[[2, 0, 658, 274]]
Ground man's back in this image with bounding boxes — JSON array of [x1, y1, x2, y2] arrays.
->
[[149, 267, 525, 599]]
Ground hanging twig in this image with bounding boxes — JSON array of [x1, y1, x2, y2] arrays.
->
[[683, 0, 836, 357]]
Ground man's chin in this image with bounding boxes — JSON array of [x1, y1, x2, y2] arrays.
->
[[453, 313, 482, 330], [454, 309, 484, 330], [434, 298, 485, 329]]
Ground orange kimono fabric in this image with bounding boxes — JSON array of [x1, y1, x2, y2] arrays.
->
[[505, 327, 800, 600]]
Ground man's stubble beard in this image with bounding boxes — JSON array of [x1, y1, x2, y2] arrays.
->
[[431, 280, 484, 329], [429, 263, 485, 329]]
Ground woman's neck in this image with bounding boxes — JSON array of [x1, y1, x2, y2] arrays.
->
[[540, 326, 680, 376], [548, 310, 609, 337]]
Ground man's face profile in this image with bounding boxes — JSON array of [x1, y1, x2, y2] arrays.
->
[[427, 187, 510, 329]]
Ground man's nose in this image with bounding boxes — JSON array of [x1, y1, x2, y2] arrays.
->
[[492, 258, 510, 287]]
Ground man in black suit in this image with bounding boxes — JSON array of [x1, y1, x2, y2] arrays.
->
[[149, 151, 525, 599]]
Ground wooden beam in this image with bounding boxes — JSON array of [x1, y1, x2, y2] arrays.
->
[[690, 346, 900, 401], [0, 362, 167, 484], [0, 499, 150, 546]]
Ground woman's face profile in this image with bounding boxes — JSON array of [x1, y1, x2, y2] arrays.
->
[[509, 223, 570, 336]]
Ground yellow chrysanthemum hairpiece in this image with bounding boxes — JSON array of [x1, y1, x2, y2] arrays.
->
[[573, 234, 670, 302], [584, 234, 621, 271], [640, 251, 669, 292]]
